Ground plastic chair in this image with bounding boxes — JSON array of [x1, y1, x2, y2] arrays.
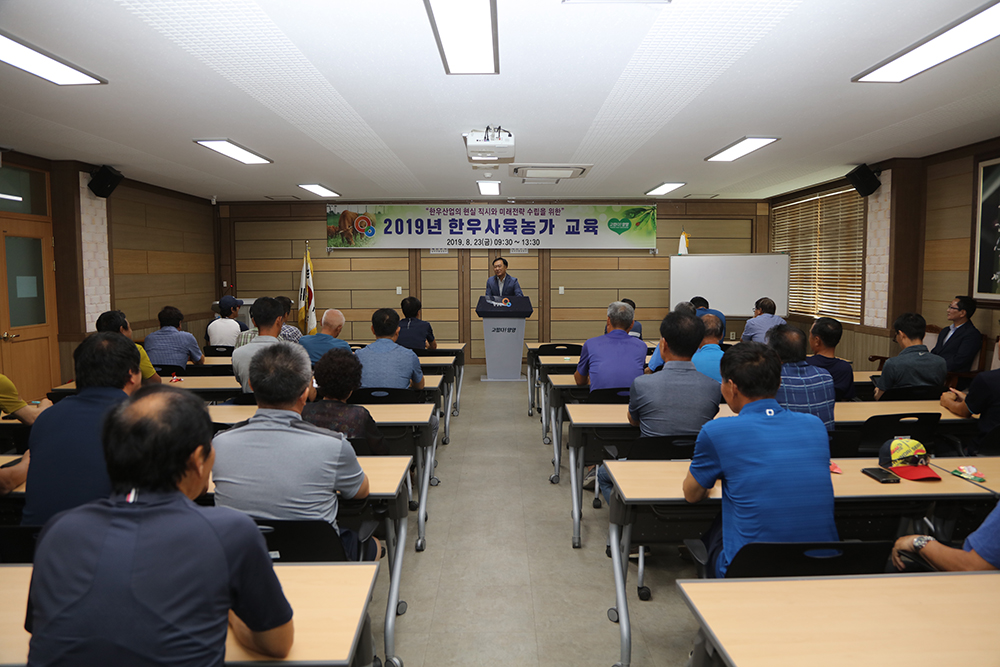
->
[[879, 385, 945, 401], [684, 539, 895, 578], [230, 393, 258, 406], [828, 430, 861, 458], [253, 519, 349, 562], [534, 344, 583, 421], [153, 364, 185, 377], [0, 525, 43, 563], [586, 387, 631, 404], [858, 412, 941, 455], [974, 423, 1000, 456], [204, 345, 234, 357], [347, 388, 420, 405]]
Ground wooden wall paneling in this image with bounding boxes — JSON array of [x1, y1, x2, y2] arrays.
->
[[539, 249, 550, 342], [886, 159, 925, 318], [459, 250, 471, 351], [50, 161, 86, 338]]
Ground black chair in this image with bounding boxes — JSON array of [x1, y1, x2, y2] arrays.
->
[[586, 387, 630, 404], [879, 385, 945, 401], [684, 539, 895, 578], [829, 430, 861, 458], [0, 525, 42, 563], [348, 388, 420, 405], [253, 519, 348, 562], [152, 364, 185, 377], [230, 393, 258, 406], [858, 413, 941, 456], [204, 345, 234, 357], [976, 423, 1000, 456]]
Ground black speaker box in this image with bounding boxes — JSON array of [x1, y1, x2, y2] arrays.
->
[[87, 165, 123, 198], [846, 164, 881, 197]]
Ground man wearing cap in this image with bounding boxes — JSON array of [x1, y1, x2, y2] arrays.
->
[[207, 295, 247, 347]]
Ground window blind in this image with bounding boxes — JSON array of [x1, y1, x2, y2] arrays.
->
[[771, 188, 864, 323]]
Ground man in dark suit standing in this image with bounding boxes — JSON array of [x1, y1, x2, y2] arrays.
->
[[485, 256, 524, 298], [931, 295, 981, 372]]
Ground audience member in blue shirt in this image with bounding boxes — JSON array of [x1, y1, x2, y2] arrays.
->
[[299, 308, 351, 364], [691, 313, 724, 383], [740, 297, 786, 343], [355, 308, 424, 390], [690, 296, 726, 337], [769, 324, 835, 431], [396, 296, 437, 351], [806, 317, 856, 400], [575, 302, 648, 391], [143, 306, 204, 368], [893, 502, 1000, 571]]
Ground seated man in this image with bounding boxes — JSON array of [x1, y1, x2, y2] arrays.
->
[[806, 317, 855, 400], [931, 295, 982, 372], [396, 296, 437, 351], [684, 343, 838, 578], [692, 313, 725, 383], [0, 450, 29, 495], [232, 297, 284, 393], [0, 374, 50, 424], [96, 309, 162, 385], [575, 301, 648, 391], [213, 343, 376, 560], [276, 295, 303, 343], [26, 385, 293, 664], [874, 313, 947, 400], [892, 503, 999, 571], [22, 333, 142, 526], [206, 295, 247, 346], [690, 296, 726, 336], [303, 349, 387, 455], [769, 324, 835, 431], [647, 302, 700, 373], [740, 297, 786, 343], [597, 312, 720, 503], [299, 308, 351, 364], [940, 367, 1000, 454], [142, 306, 204, 368]]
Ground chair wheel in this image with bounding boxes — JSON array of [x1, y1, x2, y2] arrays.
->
[[549, 474, 559, 484], [608, 607, 619, 623], [372, 656, 382, 667], [396, 600, 407, 615], [442, 437, 450, 445], [543, 437, 551, 445], [415, 538, 426, 552], [408, 500, 419, 511], [593, 498, 602, 509], [528, 409, 534, 416], [433, 460, 438, 468], [387, 657, 403, 667], [429, 477, 440, 487], [638, 586, 651, 601], [423, 513, 428, 522], [452, 408, 459, 417]]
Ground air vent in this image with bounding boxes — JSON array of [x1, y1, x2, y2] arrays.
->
[[264, 195, 301, 201], [521, 178, 560, 185], [683, 194, 719, 199], [509, 164, 591, 181]]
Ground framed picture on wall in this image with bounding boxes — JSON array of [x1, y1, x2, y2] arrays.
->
[[973, 156, 1000, 300]]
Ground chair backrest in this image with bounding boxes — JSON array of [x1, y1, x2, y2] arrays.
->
[[725, 541, 895, 578], [923, 330, 939, 351], [231, 392, 258, 406], [586, 387, 631, 404], [0, 525, 43, 563], [991, 337, 1000, 371], [618, 435, 696, 461], [347, 387, 419, 404], [858, 412, 941, 455], [536, 343, 583, 358], [976, 423, 1000, 456], [879, 385, 944, 401], [204, 345, 234, 357], [828, 430, 861, 458], [153, 364, 185, 377], [254, 519, 348, 562]]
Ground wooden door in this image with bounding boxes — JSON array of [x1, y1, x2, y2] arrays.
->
[[0, 218, 60, 401]]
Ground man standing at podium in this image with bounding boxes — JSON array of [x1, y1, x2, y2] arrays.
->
[[486, 256, 523, 298]]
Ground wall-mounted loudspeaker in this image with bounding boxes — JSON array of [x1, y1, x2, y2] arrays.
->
[[87, 165, 123, 198], [845, 164, 881, 198]]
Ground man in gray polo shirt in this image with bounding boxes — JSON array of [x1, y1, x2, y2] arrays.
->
[[597, 311, 721, 503], [875, 312, 947, 400]]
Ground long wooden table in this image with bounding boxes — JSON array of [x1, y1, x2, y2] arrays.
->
[[677, 572, 1000, 667], [604, 457, 999, 667], [0, 562, 379, 666], [49, 376, 243, 403]]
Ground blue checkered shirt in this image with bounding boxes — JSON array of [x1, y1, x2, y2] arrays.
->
[[774, 361, 835, 431], [143, 326, 203, 367]]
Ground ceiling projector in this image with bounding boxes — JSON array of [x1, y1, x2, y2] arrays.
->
[[466, 126, 515, 161]]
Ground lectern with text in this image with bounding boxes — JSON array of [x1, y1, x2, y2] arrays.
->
[[476, 296, 533, 381]]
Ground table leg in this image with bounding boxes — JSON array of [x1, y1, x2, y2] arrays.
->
[[549, 401, 561, 483], [384, 515, 407, 666], [442, 380, 454, 445], [416, 442, 432, 552], [609, 520, 632, 667], [527, 359, 536, 416], [569, 443, 582, 548], [453, 365, 464, 415]]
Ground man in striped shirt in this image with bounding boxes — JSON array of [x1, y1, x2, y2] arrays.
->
[[768, 323, 835, 431]]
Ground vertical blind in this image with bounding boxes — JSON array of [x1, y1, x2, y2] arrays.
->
[[771, 188, 865, 323]]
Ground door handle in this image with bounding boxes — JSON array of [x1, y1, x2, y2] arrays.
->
[[1, 332, 19, 341]]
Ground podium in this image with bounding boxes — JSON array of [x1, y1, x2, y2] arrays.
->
[[476, 296, 533, 381]]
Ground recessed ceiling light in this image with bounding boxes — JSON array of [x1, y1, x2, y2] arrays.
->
[[0, 193, 24, 202], [855, 1, 1000, 83], [705, 137, 779, 162], [477, 180, 501, 196], [645, 182, 685, 196], [0, 31, 104, 85], [298, 184, 340, 198], [194, 140, 271, 165], [424, 0, 499, 74], [471, 156, 500, 161]]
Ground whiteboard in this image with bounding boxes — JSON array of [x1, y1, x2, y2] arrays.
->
[[669, 254, 789, 318]]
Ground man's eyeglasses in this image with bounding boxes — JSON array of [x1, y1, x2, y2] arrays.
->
[[947, 305, 960, 311]]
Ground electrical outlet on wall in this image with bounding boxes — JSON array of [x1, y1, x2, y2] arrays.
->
[[396, 286, 402, 295]]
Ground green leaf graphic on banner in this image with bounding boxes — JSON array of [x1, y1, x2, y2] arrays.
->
[[608, 218, 631, 235]]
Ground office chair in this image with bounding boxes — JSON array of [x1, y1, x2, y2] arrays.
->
[[683, 539, 895, 578], [0, 525, 42, 563], [254, 519, 349, 562], [204, 345, 234, 357], [534, 343, 582, 422], [857, 412, 940, 456]]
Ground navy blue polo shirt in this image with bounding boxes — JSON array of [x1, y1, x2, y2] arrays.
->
[[396, 318, 435, 351], [27, 490, 292, 667]]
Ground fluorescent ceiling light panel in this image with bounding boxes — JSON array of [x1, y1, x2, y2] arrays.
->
[[298, 184, 340, 197], [471, 156, 499, 161], [195, 140, 271, 165], [855, 1, 1000, 83], [424, 0, 499, 74], [0, 193, 24, 202], [477, 180, 501, 196], [645, 182, 685, 196], [0, 31, 104, 85], [705, 137, 779, 162]]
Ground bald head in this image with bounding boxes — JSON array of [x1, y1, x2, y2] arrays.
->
[[321, 309, 345, 337]]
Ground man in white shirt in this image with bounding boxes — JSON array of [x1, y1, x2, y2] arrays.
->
[[206, 295, 246, 347]]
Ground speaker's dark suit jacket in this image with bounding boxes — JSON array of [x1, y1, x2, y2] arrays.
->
[[931, 321, 982, 372], [485, 275, 523, 299]]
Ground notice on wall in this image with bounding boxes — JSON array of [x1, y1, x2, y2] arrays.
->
[[326, 204, 656, 250]]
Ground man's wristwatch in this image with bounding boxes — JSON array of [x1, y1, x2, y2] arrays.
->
[[913, 535, 936, 551]]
